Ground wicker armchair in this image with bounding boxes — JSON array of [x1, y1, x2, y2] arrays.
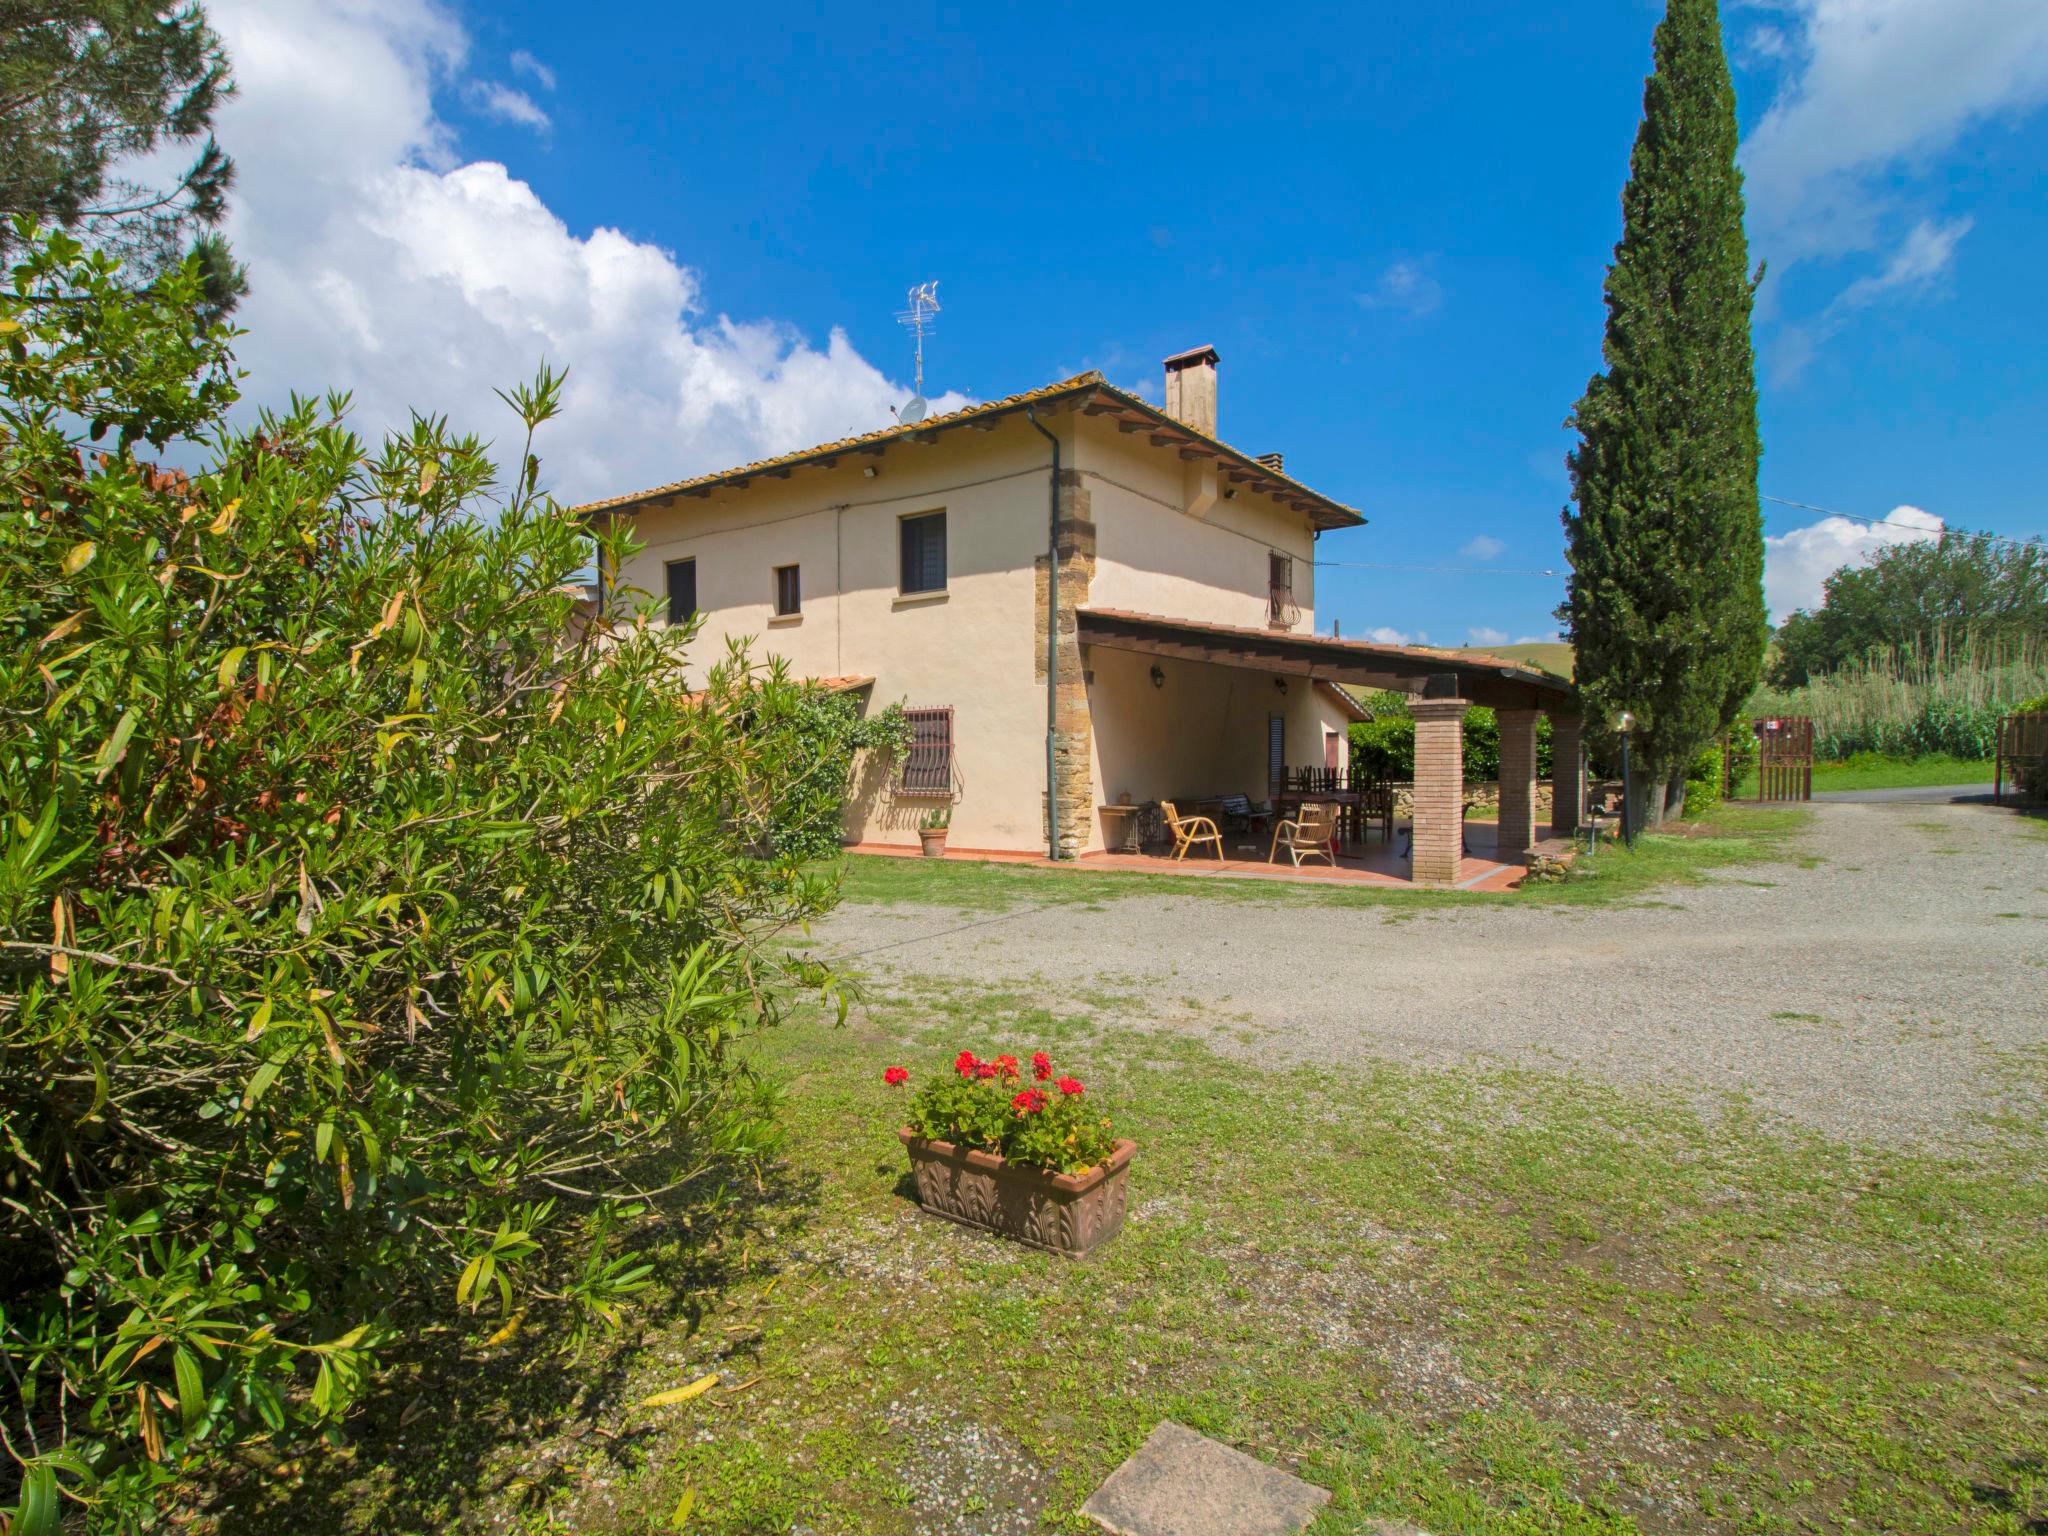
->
[[1269, 800, 1339, 868], [1159, 800, 1225, 862]]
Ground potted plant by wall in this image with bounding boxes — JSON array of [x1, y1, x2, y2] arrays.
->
[[883, 1050, 1135, 1256], [917, 804, 952, 857]]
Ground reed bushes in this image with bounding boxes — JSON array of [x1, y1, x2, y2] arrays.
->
[[1746, 632, 2048, 761]]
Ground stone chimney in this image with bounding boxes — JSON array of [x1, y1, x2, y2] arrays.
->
[[1162, 345, 1219, 437]]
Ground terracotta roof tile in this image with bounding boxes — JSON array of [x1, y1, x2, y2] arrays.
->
[[569, 373, 1363, 529]]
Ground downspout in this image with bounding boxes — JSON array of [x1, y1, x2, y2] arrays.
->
[[1026, 406, 1062, 860]]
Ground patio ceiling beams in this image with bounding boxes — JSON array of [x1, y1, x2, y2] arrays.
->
[[1075, 609, 1575, 714]]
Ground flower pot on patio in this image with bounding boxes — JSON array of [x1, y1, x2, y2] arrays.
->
[[897, 1129, 1135, 1256], [918, 827, 949, 857]]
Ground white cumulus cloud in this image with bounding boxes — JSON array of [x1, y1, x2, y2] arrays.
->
[[1741, 1, 2048, 375], [1764, 503, 1943, 618], [1361, 625, 1427, 646], [1466, 626, 1510, 647], [1741, 0, 2048, 264], [1459, 534, 1506, 561], [206, 0, 959, 507]]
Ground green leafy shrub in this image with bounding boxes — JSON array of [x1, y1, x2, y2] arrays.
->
[[1347, 702, 1554, 780], [896, 1049, 1116, 1175], [750, 682, 907, 860], [1683, 740, 1726, 817], [1, 227, 837, 1529]]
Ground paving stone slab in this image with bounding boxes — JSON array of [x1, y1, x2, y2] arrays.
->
[[1081, 1421, 1330, 1536]]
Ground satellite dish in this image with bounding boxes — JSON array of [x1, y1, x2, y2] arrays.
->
[[898, 395, 928, 424]]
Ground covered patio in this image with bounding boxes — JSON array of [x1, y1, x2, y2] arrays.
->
[[1075, 608, 1583, 888]]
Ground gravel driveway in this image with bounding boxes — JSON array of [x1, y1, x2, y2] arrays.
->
[[816, 803, 2048, 1148]]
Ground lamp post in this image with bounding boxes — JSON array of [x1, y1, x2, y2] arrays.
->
[[1612, 710, 1636, 849]]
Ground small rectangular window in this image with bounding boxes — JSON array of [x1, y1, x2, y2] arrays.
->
[[1268, 553, 1295, 625], [773, 564, 801, 616], [899, 511, 947, 595], [900, 706, 954, 795], [665, 558, 697, 626]]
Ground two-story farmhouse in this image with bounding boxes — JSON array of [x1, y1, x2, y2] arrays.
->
[[576, 348, 1581, 885]]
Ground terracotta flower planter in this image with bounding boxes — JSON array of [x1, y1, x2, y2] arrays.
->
[[898, 1129, 1135, 1256], [918, 829, 949, 858]]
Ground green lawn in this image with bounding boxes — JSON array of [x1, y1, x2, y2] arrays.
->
[[831, 802, 1810, 913], [211, 802, 2048, 1536], [262, 987, 2048, 1534], [1727, 752, 1995, 796]]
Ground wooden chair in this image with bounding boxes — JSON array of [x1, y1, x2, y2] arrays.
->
[[1159, 800, 1225, 862], [1269, 800, 1339, 868]]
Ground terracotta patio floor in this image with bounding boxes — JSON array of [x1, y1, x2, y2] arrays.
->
[[850, 820, 1556, 893]]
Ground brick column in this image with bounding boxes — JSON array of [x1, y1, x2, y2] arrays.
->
[[1495, 708, 1541, 864], [1034, 467, 1096, 858], [1549, 713, 1584, 837], [1409, 697, 1469, 886]]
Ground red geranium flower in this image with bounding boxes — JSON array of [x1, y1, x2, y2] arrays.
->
[[954, 1050, 980, 1079], [883, 1066, 909, 1086], [975, 1062, 1000, 1079], [1031, 1050, 1052, 1082], [1056, 1075, 1084, 1096], [1011, 1088, 1048, 1115], [991, 1054, 1021, 1080]]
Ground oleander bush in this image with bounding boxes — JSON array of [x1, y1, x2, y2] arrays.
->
[[0, 226, 837, 1531], [894, 1049, 1116, 1175]]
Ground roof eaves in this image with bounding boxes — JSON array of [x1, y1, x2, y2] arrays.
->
[[568, 373, 1107, 518]]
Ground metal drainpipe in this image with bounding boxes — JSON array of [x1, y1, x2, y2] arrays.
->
[[1026, 406, 1062, 860]]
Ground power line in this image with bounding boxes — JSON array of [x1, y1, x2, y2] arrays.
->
[[1762, 494, 2041, 549], [1314, 559, 1565, 577]]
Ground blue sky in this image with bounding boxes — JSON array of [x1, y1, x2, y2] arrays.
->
[[207, 1, 2048, 649]]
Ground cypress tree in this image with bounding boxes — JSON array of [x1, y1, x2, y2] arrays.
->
[[1562, 0, 1765, 818]]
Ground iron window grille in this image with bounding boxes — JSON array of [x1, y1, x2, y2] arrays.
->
[[899, 706, 954, 796]]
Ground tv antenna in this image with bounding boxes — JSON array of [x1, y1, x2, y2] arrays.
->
[[893, 281, 940, 423]]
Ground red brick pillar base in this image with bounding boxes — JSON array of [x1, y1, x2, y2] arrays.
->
[[1410, 697, 1469, 886], [1549, 714, 1584, 837], [1495, 708, 1541, 863]]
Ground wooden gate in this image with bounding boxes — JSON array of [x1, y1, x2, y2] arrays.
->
[[1753, 716, 1813, 802], [1995, 712, 2048, 803]]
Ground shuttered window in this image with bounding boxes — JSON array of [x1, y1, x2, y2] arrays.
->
[[900, 707, 954, 795], [1268, 713, 1286, 794], [773, 564, 801, 616], [899, 512, 946, 595], [665, 558, 697, 626]]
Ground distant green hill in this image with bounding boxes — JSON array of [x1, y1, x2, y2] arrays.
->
[[1457, 641, 1575, 680]]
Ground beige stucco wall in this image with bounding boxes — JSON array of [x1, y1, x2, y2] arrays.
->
[[610, 417, 1067, 851], [603, 402, 1336, 856], [1082, 646, 1337, 851], [1077, 418, 1318, 632]]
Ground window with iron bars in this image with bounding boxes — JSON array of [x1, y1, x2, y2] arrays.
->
[[1268, 552, 1297, 627], [899, 706, 954, 796]]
